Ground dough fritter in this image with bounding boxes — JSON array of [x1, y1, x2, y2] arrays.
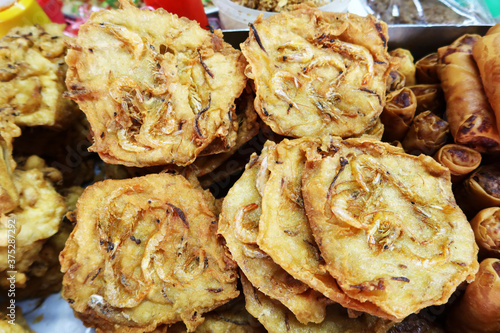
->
[[301, 138, 478, 320], [0, 24, 77, 128], [257, 137, 392, 319], [65, 0, 247, 167], [240, 272, 394, 333], [218, 143, 329, 324], [60, 173, 238, 332], [241, 6, 391, 138], [0, 156, 66, 289]]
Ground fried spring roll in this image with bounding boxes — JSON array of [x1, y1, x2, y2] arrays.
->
[[455, 163, 500, 217], [470, 207, 500, 259], [433, 144, 482, 182], [389, 48, 416, 86], [415, 52, 440, 84], [402, 110, 449, 156], [380, 88, 417, 142], [438, 34, 500, 152], [472, 22, 500, 133], [386, 70, 406, 92], [409, 84, 445, 116], [446, 258, 500, 333]]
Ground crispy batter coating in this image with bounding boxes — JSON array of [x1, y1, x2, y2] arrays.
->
[[241, 6, 391, 138], [168, 295, 265, 333], [0, 156, 66, 289], [240, 272, 394, 333], [218, 143, 329, 324], [60, 173, 238, 332], [301, 138, 479, 320], [0, 24, 77, 128], [65, 0, 247, 167], [257, 137, 393, 319]]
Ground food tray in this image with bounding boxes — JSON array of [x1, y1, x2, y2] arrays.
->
[[18, 24, 492, 332]]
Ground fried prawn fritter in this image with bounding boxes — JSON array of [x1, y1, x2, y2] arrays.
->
[[59, 173, 238, 332], [0, 156, 66, 289], [240, 272, 394, 333], [218, 143, 329, 324], [301, 138, 479, 320], [257, 137, 393, 319], [0, 24, 77, 128], [241, 6, 391, 138], [65, 0, 247, 167]]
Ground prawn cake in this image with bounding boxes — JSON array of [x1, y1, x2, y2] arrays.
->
[[301, 138, 479, 320], [65, 0, 247, 167], [59, 173, 238, 332], [241, 6, 391, 138]]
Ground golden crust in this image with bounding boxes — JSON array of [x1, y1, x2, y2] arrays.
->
[[0, 24, 77, 128], [301, 138, 479, 320], [218, 143, 329, 324], [65, 0, 247, 167], [60, 173, 238, 332], [240, 272, 394, 333], [257, 137, 393, 319], [241, 6, 391, 138], [0, 156, 66, 289]]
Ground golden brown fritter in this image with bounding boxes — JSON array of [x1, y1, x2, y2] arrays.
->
[[0, 24, 77, 128], [0, 111, 21, 214], [60, 173, 239, 332], [241, 6, 391, 138], [301, 137, 479, 320], [218, 143, 329, 324], [257, 137, 393, 319], [240, 272, 394, 333], [65, 0, 247, 167], [0, 155, 66, 289]]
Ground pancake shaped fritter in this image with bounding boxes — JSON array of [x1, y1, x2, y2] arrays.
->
[[65, 0, 247, 167], [0, 24, 77, 128], [218, 143, 329, 324], [301, 138, 479, 319], [241, 272, 394, 333], [241, 6, 391, 138], [60, 173, 238, 332], [258, 137, 393, 319]]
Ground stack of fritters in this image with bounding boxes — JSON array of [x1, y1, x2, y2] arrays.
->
[[219, 136, 479, 329]]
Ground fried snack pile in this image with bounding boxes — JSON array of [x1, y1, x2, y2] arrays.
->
[[65, 0, 247, 167], [0, 24, 78, 128], [60, 173, 239, 332], [241, 6, 391, 139], [0, 155, 66, 288], [219, 136, 478, 327]]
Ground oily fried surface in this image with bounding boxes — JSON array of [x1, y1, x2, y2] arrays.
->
[[0, 24, 77, 128], [218, 143, 329, 324], [168, 295, 265, 333], [60, 173, 238, 332], [241, 272, 394, 333], [241, 6, 390, 138], [0, 156, 66, 289], [65, 0, 247, 167], [257, 137, 391, 319], [301, 138, 479, 319]]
